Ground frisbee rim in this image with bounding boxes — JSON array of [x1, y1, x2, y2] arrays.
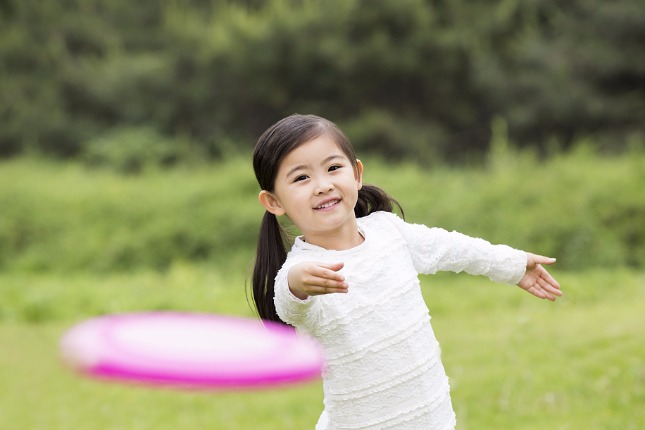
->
[[60, 311, 323, 390]]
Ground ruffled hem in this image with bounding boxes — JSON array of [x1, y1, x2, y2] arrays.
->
[[326, 379, 454, 429]]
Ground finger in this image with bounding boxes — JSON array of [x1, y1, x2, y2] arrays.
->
[[304, 272, 348, 293], [543, 292, 556, 301], [535, 278, 562, 300], [309, 281, 349, 295], [539, 284, 556, 301], [535, 284, 557, 301], [313, 265, 346, 283], [532, 255, 557, 266], [544, 285, 563, 298], [535, 267, 562, 296], [319, 275, 349, 289], [540, 280, 563, 296], [317, 261, 345, 272], [540, 270, 561, 290], [527, 286, 547, 300]]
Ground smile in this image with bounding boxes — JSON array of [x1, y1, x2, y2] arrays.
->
[[314, 199, 340, 210]]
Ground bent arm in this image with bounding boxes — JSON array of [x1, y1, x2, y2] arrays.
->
[[274, 262, 320, 328]]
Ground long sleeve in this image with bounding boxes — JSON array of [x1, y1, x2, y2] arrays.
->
[[384, 212, 527, 285]]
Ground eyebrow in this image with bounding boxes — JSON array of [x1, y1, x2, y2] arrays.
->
[[285, 154, 346, 179]]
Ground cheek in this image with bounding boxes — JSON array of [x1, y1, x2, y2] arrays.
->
[[276, 187, 307, 211]]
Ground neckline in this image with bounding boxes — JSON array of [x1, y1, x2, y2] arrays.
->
[[295, 227, 367, 254]]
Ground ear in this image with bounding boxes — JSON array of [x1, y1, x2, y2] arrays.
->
[[355, 159, 364, 190], [258, 190, 286, 216]]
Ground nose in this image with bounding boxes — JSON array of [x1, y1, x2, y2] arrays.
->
[[314, 177, 334, 195]]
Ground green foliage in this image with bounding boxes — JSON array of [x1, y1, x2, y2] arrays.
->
[[84, 127, 190, 173], [465, 0, 645, 150], [1, 0, 643, 160], [0, 157, 262, 273], [1, 145, 644, 274]]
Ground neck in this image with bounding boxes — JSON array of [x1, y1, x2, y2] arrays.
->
[[302, 219, 364, 251]]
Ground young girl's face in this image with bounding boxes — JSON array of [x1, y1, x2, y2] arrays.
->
[[259, 134, 363, 248]]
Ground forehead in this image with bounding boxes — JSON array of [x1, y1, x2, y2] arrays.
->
[[279, 135, 348, 170]]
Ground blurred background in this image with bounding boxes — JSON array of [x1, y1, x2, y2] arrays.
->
[[1, 0, 644, 429], [1, 0, 644, 163]]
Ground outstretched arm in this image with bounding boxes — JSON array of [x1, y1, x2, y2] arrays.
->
[[517, 253, 562, 301]]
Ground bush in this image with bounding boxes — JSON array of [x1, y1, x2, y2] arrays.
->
[[386, 141, 645, 270], [1, 143, 644, 273], [0, 156, 261, 273], [84, 127, 190, 174]]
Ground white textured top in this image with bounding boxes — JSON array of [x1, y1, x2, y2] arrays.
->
[[274, 211, 527, 430]]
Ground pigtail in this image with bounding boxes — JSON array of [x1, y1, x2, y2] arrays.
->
[[252, 211, 288, 324], [355, 184, 404, 219]]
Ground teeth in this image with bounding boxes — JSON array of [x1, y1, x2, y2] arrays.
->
[[316, 200, 339, 209]]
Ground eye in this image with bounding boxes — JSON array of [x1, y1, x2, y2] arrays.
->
[[328, 164, 342, 172], [293, 174, 308, 183]]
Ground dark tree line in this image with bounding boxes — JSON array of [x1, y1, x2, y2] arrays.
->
[[1, 0, 643, 164]]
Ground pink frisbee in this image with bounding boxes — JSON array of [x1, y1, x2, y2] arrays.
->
[[60, 312, 323, 390]]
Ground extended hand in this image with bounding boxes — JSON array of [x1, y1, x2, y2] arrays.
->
[[517, 253, 562, 301], [287, 261, 349, 300]]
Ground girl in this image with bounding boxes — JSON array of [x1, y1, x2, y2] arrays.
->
[[251, 114, 562, 430]]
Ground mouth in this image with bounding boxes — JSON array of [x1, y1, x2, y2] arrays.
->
[[314, 199, 340, 210]]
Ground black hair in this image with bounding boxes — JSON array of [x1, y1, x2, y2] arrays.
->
[[251, 114, 403, 324]]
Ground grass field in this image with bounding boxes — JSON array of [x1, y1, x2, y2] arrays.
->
[[1, 268, 643, 429], [1, 152, 643, 428]]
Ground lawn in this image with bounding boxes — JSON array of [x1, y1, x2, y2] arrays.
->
[[1, 152, 643, 428], [1, 268, 643, 429]]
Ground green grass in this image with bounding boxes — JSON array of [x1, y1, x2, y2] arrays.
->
[[0, 263, 254, 323], [427, 270, 645, 430], [1, 151, 643, 428], [1, 268, 643, 429]]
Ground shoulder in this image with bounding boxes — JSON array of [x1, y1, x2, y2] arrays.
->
[[357, 210, 404, 228], [357, 211, 411, 244], [361, 211, 451, 248], [358, 211, 416, 238]]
